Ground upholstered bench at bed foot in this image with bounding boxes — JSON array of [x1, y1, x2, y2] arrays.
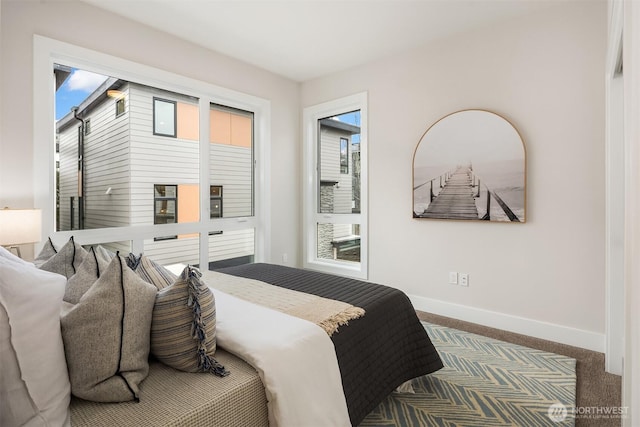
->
[[70, 349, 268, 427]]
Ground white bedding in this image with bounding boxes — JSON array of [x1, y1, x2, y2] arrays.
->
[[211, 288, 351, 427]]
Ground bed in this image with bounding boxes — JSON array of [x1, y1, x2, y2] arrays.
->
[[69, 263, 443, 426], [216, 263, 444, 426]]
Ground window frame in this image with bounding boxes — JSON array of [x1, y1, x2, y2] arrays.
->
[[303, 92, 368, 279], [115, 97, 126, 117], [153, 184, 178, 225], [210, 185, 223, 219], [33, 35, 271, 266], [153, 184, 178, 241], [152, 97, 177, 137]]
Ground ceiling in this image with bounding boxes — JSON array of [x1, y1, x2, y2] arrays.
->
[[83, 0, 557, 82]]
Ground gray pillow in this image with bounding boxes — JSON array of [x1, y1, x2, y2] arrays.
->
[[39, 237, 87, 279], [33, 237, 57, 268], [61, 255, 157, 402], [151, 266, 228, 376], [64, 246, 110, 304]]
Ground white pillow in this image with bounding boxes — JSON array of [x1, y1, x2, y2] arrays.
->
[[0, 257, 71, 427]]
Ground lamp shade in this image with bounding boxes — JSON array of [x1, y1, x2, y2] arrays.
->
[[0, 208, 42, 246]]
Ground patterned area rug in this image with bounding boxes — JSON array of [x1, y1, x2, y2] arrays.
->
[[360, 322, 576, 426]]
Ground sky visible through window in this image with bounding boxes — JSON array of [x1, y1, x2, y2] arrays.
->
[[332, 111, 361, 144], [56, 68, 108, 120]]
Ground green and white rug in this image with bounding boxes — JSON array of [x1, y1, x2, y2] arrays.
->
[[361, 322, 576, 426]]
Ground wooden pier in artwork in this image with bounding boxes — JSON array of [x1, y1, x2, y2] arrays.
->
[[414, 165, 521, 222], [421, 166, 479, 220]]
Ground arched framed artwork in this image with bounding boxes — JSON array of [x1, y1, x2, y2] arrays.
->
[[413, 110, 526, 222]]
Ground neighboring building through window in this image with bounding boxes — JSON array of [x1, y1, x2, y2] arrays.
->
[[153, 97, 176, 137], [43, 37, 269, 270]]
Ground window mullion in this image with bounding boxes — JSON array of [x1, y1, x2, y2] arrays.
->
[[199, 98, 211, 269]]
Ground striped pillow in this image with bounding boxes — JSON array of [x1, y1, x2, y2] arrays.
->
[[150, 266, 228, 376], [135, 256, 177, 291]]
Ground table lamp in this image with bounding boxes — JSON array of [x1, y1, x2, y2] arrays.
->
[[0, 208, 42, 258]]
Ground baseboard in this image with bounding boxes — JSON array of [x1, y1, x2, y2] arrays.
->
[[410, 294, 605, 353]]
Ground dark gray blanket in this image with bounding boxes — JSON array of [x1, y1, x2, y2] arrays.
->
[[216, 263, 443, 426]]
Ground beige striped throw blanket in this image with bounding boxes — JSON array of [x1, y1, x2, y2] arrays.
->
[[201, 270, 365, 336]]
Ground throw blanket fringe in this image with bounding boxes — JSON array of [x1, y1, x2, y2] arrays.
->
[[201, 270, 365, 336], [318, 306, 366, 336]]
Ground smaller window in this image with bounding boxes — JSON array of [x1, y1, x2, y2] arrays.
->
[[154, 184, 177, 240], [153, 97, 177, 137], [115, 98, 126, 117], [84, 119, 91, 135], [210, 185, 223, 218], [340, 137, 349, 174]]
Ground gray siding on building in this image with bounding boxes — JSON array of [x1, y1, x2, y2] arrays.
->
[[210, 143, 253, 218], [141, 229, 254, 267], [57, 85, 131, 231], [318, 126, 355, 249], [128, 85, 199, 228]]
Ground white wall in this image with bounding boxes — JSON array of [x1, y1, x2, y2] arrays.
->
[[0, 0, 300, 265], [302, 2, 607, 350]]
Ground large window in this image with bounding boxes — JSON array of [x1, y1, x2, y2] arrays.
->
[[303, 93, 368, 279], [35, 36, 270, 268]]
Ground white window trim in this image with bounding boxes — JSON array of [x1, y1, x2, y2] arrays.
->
[[302, 92, 368, 279], [33, 35, 271, 266]]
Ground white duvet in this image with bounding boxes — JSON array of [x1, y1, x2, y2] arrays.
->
[[211, 288, 351, 427]]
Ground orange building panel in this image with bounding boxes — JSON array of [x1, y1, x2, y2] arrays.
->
[[231, 114, 252, 148], [177, 102, 199, 141], [210, 109, 231, 144], [178, 184, 199, 239]]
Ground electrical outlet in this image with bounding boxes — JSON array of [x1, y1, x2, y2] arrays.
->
[[459, 273, 469, 287], [282, 253, 288, 263], [448, 272, 458, 285]]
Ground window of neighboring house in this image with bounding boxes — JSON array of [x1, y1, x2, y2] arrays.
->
[[153, 97, 177, 137], [340, 137, 349, 174], [210, 185, 223, 218], [115, 97, 125, 117], [154, 185, 177, 240], [84, 119, 91, 136], [303, 93, 368, 280]]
